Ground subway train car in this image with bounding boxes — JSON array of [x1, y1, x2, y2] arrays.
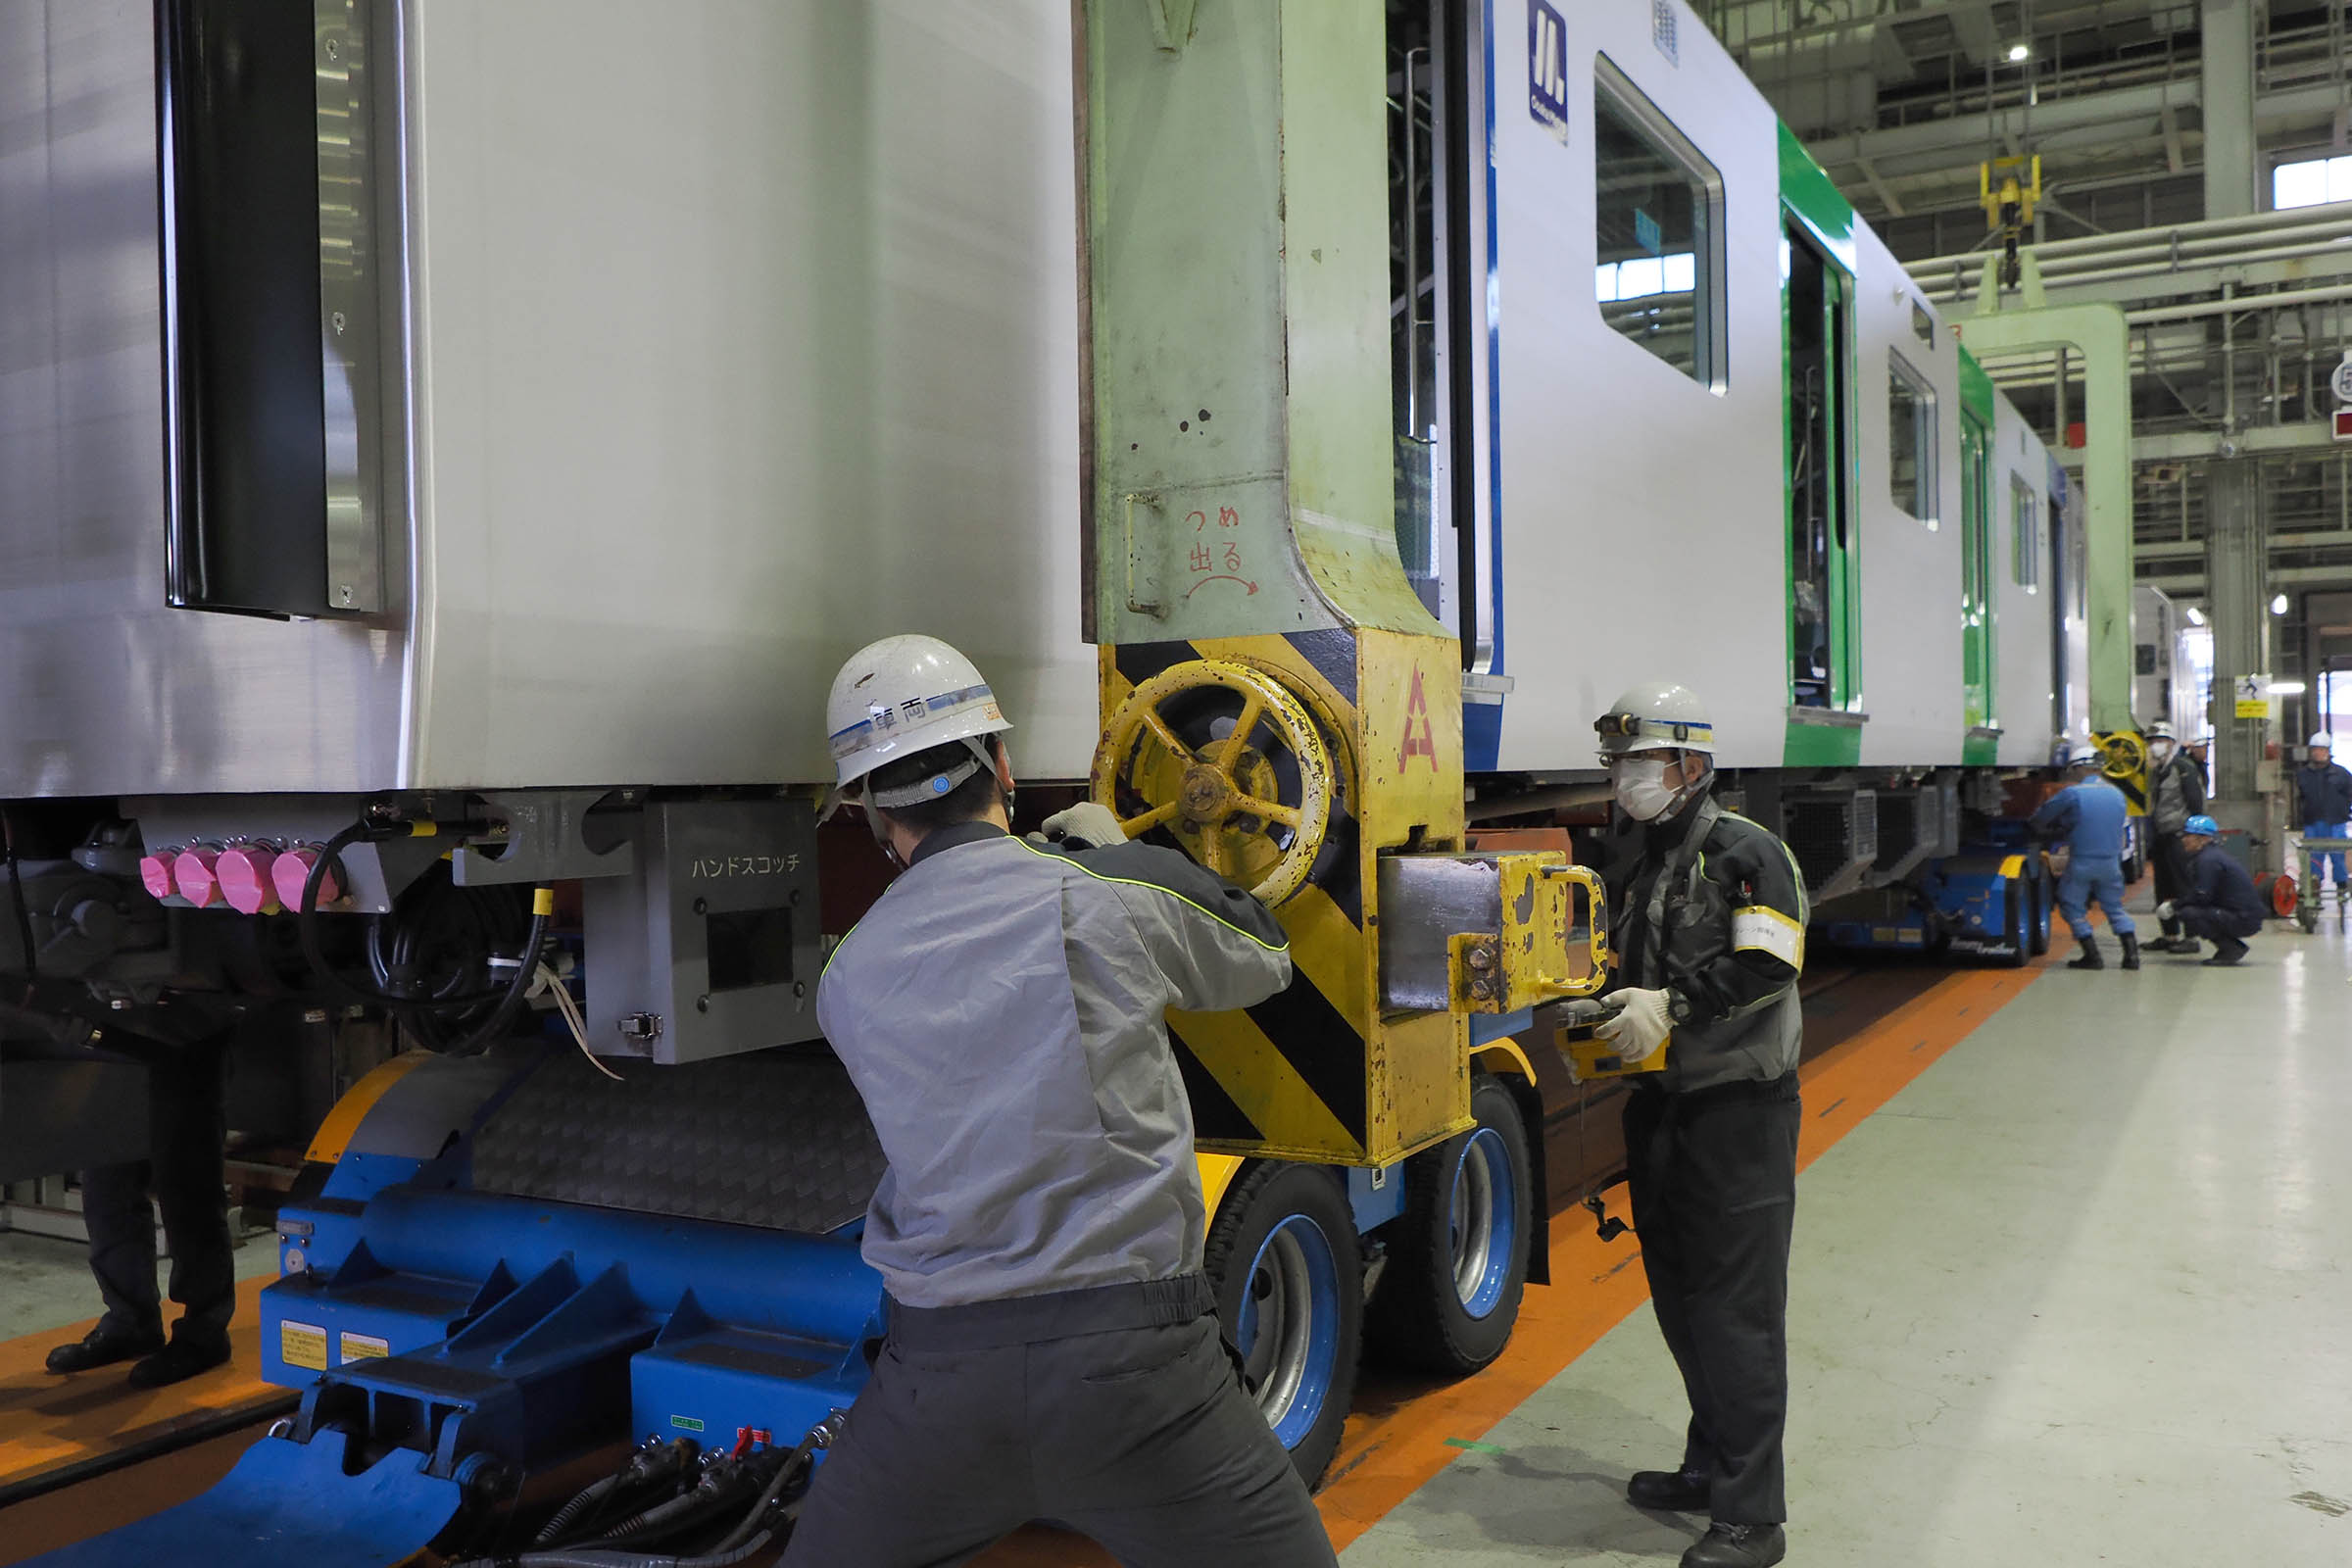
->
[[0, 0, 2125, 1551]]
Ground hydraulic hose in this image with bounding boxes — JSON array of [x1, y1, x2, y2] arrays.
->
[[532, 1474, 627, 1547], [708, 1429, 825, 1556], [448, 1534, 773, 1568], [296, 815, 551, 1053]]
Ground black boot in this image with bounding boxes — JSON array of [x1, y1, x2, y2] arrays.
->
[[2202, 936, 2249, 967], [1682, 1522, 1788, 1568], [2066, 936, 2103, 969], [2169, 937, 2200, 957], [45, 1325, 165, 1375], [1627, 1467, 1711, 1512], [2120, 933, 2140, 970], [125, 1335, 230, 1389]]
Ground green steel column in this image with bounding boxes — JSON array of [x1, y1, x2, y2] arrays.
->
[[1079, 0, 1440, 645], [1956, 278, 2135, 734]]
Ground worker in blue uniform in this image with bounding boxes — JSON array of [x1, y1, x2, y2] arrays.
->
[[2295, 733, 2352, 905], [2031, 746, 2140, 971], [783, 635, 1336, 1568], [1592, 681, 1807, 1568], [2141, 721, 2209, 955], [2156, 815, 2267, 966]]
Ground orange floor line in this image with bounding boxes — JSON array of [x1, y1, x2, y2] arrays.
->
[[0, 1274, 283, 1495], [1307, 952, 2057, 1551]]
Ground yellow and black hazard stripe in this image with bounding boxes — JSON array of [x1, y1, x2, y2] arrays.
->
[[1107, 635, 1374, 1161]]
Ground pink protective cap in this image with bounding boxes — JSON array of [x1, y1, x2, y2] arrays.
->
[[272, 846, 340, 911], [217, 845, 280, 915], [140, 854, 177, 902], [172, 848, 222, 908]]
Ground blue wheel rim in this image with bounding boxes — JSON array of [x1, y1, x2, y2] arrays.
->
[[1236, 1212, 1341, 1448], [1448, 1127, 1518, 1319]]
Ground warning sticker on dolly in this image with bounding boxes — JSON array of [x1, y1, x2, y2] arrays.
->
[[280, 1320, 328, 1372], [338, 1331, 389, 1364]]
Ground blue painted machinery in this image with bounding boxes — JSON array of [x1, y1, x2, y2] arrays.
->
[[1815, 818, 2053, 965], [26, 1047, 891, 1568]]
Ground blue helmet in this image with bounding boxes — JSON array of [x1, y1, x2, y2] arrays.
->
[[2184, 814, 2220, 838]]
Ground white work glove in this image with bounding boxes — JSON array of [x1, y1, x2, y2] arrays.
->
[[2156, 901, 2177, 921], [1036, 801, 1127, 852], [1594, 987, 1674, 1059]]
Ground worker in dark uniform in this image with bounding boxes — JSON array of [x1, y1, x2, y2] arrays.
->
[[2156, 814, 2267, 966], [2295, 732, 2352, 906], [784, 634, 1336, 1568], [1591, 681, 1806, 1568], [2031, 746, 2139, 971], [42, 1026, 236, 1389], [2141, 721, 2208, 955]]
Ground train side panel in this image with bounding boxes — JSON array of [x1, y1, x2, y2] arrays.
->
[[1991, 398, 2062, 762]]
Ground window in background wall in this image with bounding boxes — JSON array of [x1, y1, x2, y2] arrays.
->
[[2325, 668, 2352, 739], [1592, 56, 1726, 388], [2274, 153, 2352, 210], [2010, 473, 2039, 591], [1888, 352, 1936, 525], [2184, 624, 2216, 743]]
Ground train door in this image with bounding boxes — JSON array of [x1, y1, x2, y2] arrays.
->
[[1958, 412, 1995, 738], [1785, 225, 1857, 710], [2048, 475, 2071, 744]]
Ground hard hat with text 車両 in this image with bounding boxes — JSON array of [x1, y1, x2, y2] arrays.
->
[[826, 635, 1012, 805]]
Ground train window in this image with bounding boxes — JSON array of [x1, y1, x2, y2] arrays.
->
[[1887, 353, 1936, 526], [2010, 473, 2040, 592], [1592, 58, 1725, 389]]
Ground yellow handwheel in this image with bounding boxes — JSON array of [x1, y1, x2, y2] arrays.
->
[[1092, 660, 1337, 906], [2096, 730, 2148, 781]]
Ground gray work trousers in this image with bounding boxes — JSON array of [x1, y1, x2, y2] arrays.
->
[[781, 1279, 1336, 1567]]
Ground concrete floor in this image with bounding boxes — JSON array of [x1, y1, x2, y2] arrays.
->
[[1344, 906, 2352, 1565], [0, 1225, 274, 1346]]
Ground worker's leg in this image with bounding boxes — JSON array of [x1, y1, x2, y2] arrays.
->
[[2091, 864, 2135, 938], [2151, 834, 2188, 939], [2053, 863, 2094, 941], [1038, 1315, 1337, 1568], [1656, 1074, 1801, 1526], [149, 1032, 235, 1353], [781, 1341, 1037, 1567], [77, 1160, 164, 1344], [1624, 1088, 1715, 1480]]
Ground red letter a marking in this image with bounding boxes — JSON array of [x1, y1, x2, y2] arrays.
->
[[1398, 666, 1438, 773]]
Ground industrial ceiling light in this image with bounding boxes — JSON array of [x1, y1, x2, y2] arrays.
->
[[2007, 42, 2031, 62], [2272, 592, 2290, 614], [2184, 606, 2207, 625]]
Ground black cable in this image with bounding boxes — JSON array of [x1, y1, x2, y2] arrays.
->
[[709, 1432, 822, 1556], [2, 806, 39, 980]]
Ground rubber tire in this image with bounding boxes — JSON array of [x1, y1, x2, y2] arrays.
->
[[1365, 1072, 1534, 1377], [2027, 868, 2052, 956], [1996, 879, 2029, 967], [1204, 1161, 1363, 1489]]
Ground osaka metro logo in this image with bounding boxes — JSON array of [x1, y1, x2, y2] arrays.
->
[[1529, 1, 1568, 142]]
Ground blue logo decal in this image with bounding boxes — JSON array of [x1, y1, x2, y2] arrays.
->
[[1528, 1, 1568, 143]]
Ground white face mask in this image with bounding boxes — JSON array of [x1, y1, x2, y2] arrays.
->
[[1612, 757, 1682, 821], [2150, 740, 2176, 764]]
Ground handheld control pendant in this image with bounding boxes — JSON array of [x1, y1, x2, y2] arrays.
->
[[1545, 997, 1672, 1081]]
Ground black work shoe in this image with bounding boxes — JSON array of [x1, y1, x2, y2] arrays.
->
[[126, 1337, 230, 1389], [45, 1327, 165, 1375], [2066, 938, 2103, 969], [2202, 938, 2249, 967], [1681, 1522, 1788, 1568], [2166, 938, 2200, 957], [2119, 933, 2141, 970], [1627, 1467, 1711, 1512]]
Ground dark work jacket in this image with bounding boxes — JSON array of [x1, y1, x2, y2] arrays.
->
[[2182, 843, 2266, 929], [2295, 761, 2352, 826], [2148, 752, 2207, 836], [1599, 795, 1808, 1093]]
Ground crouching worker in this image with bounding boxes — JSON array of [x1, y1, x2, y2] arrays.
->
[[783, 635, 1338, 1568], [2156, 815, 2266, 967]]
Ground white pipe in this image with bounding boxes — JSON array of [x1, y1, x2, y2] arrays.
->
[[2128, 282, 2352, 323]]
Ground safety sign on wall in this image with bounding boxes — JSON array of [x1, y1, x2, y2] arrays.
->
[[1529, 1, 1568, 142], [2234, 674, 2269, 719], [2331, 351, 2352, 406]]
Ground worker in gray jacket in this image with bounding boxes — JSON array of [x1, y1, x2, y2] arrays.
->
[[784, 634, 1336, 1568], [2142, 721, 2208, 954]]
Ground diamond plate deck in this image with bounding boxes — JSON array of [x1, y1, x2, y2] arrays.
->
[[470, 1050, 886, 1235]]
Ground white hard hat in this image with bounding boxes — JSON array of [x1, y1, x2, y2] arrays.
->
[[2065, 744, 2102, 769], [2145, 720, 2174, 741], [2311, 732, 2335, 751], [1596, 681, 1715, 758], [826, 634, 1012, 804]]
